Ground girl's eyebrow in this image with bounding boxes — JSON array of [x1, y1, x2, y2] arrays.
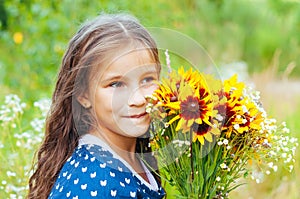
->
[[100, 65, 158, 84], [100, 74, 124, 84]]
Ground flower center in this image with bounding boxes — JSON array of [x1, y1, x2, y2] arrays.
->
[[192, 122, 210, 136], [188, 102, 198, 112], [180, 96, 200, 120]]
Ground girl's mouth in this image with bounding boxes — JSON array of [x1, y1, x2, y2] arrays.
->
[[127, 112, 147, 118]]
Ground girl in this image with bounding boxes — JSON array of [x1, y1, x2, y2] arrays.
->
[[27, 13, 165, 199]]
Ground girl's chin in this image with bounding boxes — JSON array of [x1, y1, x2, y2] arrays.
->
[[120, 126, 149, 138]]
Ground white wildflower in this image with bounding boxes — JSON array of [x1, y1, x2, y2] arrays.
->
[[16, 140, 22, 147], [220, 163, 227, 169], [7, 171, 16, 177], [223, 139, 229, 145], [267, 162, 273, 168], [233, 124, 240, 130], [282, 127, 290, 133], [33, 98, 51, 117], [146, 106, 152, 113], [165, 49, 171, 72], [164, 123, 169, 128], [282, 141, 287, 146], [216, 114, 223, 121], [30, 118, 45, 132], [0, 94, 26, 123], [242, 105, 248, 113], [281, 153, 287, 158]]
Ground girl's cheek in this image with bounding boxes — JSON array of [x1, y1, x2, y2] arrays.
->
[[144, 84, 158, 96], [112, 90, 130, 105]]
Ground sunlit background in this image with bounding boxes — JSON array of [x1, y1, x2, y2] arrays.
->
[[0, 0, 299, 198]]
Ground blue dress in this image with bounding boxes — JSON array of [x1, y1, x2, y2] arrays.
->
[[48, 135, 165, 199]]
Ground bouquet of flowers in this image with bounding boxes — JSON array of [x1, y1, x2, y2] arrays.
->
[[146, 55, 298, 198]]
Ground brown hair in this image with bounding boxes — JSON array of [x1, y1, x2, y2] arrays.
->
[[27, 13, 160, 199]]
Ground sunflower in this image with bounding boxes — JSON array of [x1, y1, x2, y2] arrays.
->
[[192, 118, 220, 145], [170, 78, 214, 128], [153, 68, 187, 106], [216, 75, 264, 138], [152, 70, 183, 118], [178, 67, 202, 88], [152, 67, 220, 144]]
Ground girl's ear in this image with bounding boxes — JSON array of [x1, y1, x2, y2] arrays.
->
[[77, 94, 92, 109]]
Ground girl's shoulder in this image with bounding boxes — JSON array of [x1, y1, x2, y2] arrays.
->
[[49, 144, 137, 198], [49, 144, 165, 199]]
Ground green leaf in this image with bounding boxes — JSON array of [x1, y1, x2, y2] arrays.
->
[[206, 164, 216, 180]]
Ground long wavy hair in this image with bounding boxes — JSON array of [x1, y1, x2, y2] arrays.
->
[[27, 13, 160, 199]]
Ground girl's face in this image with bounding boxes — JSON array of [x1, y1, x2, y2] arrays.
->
[[87, 47, 159, 140]]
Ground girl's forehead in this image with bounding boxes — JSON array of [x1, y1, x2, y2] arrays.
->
[[113, 48, 154, 64], [99, 48, 157, 76]]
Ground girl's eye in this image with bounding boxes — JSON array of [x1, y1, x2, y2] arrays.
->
[[141, 77, 155, 85], [109, 81, 124, 88]]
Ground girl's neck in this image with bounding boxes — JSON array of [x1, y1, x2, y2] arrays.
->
[[88, 130, 144, 171], [87, 131, 150, 183]]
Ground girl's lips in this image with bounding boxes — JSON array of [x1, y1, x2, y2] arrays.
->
[[127, 112, 147, 118]]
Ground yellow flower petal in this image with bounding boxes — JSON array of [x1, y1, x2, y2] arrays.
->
[[169, 115, 181, 126], [198, 135, 205, 145], [203, 118, 212, 126], [192, 134, 198, 142], [187, 119, 194, 128], [178, 83, 194, 100], [164, 101, 180, 110], [195, 118, 203, 124], [204, 132, 213, 142], [175, 117, 184, 131]]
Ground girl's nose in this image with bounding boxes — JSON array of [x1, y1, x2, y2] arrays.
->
[[128, 87, 146, 107]]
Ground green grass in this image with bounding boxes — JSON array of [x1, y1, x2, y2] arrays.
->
[[0, 95, 48, 198], [1, 0, 300, 102]]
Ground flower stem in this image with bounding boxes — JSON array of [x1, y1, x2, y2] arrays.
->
[[190, 129, 194, 181]]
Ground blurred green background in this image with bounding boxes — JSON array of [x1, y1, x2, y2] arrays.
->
[[0, 0, 299, 198], [1, 0, 300, 101]]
